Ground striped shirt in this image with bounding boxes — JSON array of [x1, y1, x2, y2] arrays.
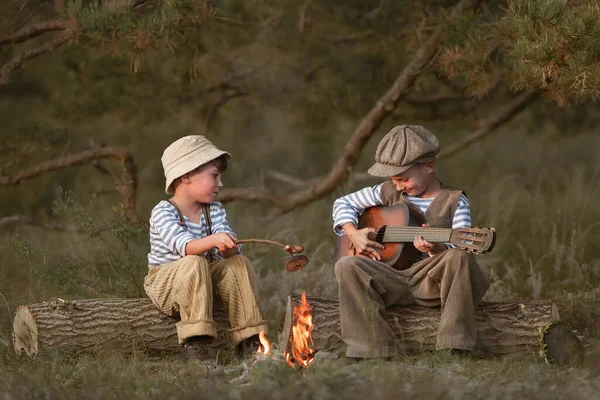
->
[[332, 183, 471, 247], [147, 200, 241, 266]]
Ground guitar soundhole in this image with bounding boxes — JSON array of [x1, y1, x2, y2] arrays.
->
[[376, 226, 386, 244]]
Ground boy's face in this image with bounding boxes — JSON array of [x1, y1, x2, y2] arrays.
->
[[389, 162, 434, 197], [181, 164, 223, 203]]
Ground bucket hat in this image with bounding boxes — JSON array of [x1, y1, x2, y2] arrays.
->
[[162, 135, 231, 194]]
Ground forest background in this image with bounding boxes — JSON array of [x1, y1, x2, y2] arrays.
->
[[1, 0, 599, 398]]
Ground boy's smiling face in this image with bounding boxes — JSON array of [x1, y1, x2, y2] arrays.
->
[[390, 161, 436, 197]]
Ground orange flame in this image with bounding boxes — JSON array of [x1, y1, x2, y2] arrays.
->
[[284, 291, 315, 368], [257, 330, 271, 356]]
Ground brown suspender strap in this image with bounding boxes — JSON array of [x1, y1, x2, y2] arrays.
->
[[201, 203, 212, 235], [168, 199, 215, 261], [167, 199, 187, 228], [167, 199, 212, 234]]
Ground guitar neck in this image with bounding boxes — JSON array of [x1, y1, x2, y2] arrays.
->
[[381, 226, 452, 243]]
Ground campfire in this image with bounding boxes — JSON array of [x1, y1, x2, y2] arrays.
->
[[255, 291, 316, 369]]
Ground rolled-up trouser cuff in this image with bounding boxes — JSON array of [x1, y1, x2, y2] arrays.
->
[[176, 319, 218, 345], [346, 344, 397, 359], [227, 320, 270, 348]]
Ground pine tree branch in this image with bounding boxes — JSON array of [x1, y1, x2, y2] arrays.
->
[[298, 0, 313, 33], [437, 90, 539, 160], [0, 147, 138, 218], [247, 90, 539, 190], [404, 92, 469, 105], [0, 20, 70, 46], [0, 34, 71, 88], [218, 0, 481, 216], [365, 0, 387, 20]]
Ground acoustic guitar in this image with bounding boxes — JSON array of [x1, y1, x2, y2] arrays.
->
[[334, 204, 496, 270]]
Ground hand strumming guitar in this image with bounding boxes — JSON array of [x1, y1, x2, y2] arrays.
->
[[341, 223, 385, 261], [413, 224, 447, 256]]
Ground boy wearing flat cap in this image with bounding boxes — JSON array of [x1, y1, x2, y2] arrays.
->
[[145, 135, 268, 361], [332, 125, 490, 359]]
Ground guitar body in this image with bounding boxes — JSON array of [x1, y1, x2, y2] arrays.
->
[[335, 204, 424, 270]]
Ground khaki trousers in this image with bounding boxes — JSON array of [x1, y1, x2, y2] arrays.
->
[[334, 248, 490, 358], [144, 254, 269, 347]]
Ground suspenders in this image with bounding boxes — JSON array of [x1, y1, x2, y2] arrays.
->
[[167, 199, 215, 261]]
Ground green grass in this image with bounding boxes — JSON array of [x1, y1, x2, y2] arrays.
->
[[1, 343, 599, 399]]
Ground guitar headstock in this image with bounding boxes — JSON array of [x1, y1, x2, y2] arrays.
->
[[449, 227, 496, 254]]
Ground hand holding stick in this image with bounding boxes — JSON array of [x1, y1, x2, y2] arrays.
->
[[232, 238, 309, 272]]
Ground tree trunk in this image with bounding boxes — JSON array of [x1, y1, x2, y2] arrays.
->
[[12, 296, 578, 362]]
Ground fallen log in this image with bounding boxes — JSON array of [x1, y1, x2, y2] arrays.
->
[[12, 295, 583, 363], [293, 295, 583, 363]]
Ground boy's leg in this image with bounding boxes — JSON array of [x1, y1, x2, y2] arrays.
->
[[144, 255, 217, 344], [406, 248, 490, 350], [210, 255, 269, 348], [334, 256, 415, 358]]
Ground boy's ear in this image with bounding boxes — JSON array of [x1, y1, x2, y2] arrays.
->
[[423, 161, 435, 174], [181, 173, 191, 184]]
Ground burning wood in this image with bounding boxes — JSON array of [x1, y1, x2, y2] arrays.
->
[[257, 331, 271, 356], [283, 291, 315, 368], [253, 292, 316, 369]]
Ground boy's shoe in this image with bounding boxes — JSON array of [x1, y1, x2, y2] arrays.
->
[[182, 336, 214, 362], [236, 334, 261, 358]]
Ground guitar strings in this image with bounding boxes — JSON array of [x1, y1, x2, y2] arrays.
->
[[382, 227, 488, 245], [382, 227, 451, 242]]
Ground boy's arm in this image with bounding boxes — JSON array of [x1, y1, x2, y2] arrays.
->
[[151, 205, 201, 256], [332, 184, 385, 235], [332, 184, 385, 260], [415, 194, 472, 255], [151, 203, 235, 257], [447, 194, 471, 249], [210, 202, 242, 257]]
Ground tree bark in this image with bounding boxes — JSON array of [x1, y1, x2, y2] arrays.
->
[[12, 295, 571, 359]]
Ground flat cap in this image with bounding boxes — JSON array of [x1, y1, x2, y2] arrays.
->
[[367, 125, 440, 177]]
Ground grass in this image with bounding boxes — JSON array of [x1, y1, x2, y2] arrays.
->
[[1, 343, 599, 399]]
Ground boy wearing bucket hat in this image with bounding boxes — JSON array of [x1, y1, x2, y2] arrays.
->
[[145, 135, 269, 361], [332, 125, 490, 359]]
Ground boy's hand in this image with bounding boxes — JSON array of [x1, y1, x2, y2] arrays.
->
[[211, 233, 237, 252], [414, 224, 446, 255], [346, 226, 384, 261]]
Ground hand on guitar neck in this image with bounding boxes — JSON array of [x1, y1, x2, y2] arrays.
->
[[340, 223, 385, 261], [414, 224, 447, 256]]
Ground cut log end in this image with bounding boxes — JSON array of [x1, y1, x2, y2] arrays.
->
[[12, 306, 38, 356], [543, 323, 585, 365]]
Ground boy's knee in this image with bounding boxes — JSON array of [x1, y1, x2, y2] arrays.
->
[[444, 248, 470, 264], [334, 256, 360, 279], [220, 254, 254, 275], [181, 255, 210, 275], [223, 254, 251, 267]]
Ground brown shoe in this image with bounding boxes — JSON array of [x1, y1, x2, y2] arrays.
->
[[236, 334, 261, 358], [182, 336, 214, 362]]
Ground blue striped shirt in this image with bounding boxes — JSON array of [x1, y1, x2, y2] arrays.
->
[[332, 183, 471, 247], [147, 200, 241, 266]]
